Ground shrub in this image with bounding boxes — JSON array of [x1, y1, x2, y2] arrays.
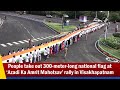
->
[[100, 37, 120, 49], [113, 33, 120, 38]]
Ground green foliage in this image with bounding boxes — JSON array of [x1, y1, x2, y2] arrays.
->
[[99, 41, 120, 59], [113, 33, 120, 37], [97, 12, 107, 20], [45, 22, 76, 32], [27, 11, 120, 21], [109, 12, 120, 22], [100, 36, 120, 49]]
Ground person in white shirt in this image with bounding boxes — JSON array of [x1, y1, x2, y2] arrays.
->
[[28, 52, 33, 63], [37, 48, 41, 62], [32, 45, 35, 47], [18, 55, 23, 63], [116, 24, 118, 32], [12, 50, 16, 54], [17, 49, 20, 52], [7, 60, 9, 63], [21, 48, 24, 51], [8, 51, 11, 55], [33, 50, 37, 63], [64, 46, 68, 59], [46, 47, 50, 58], [12, 55, 16, 63], [44, 48, 48, 61], [25, 54, 29, 63]]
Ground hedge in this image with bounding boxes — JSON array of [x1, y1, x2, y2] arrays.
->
[[113, 33, 120, 38], [100, 36, 120, 50]]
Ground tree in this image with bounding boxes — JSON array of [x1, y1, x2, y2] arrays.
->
[[109, 12, 120, 22], [27, 11, 120, 22]]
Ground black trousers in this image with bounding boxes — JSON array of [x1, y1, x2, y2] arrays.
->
[[44, 55, 47, 60]]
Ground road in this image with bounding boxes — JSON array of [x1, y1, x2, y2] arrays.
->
[[0, 12, 59, 55], [0, 12, 120, 63], [41, 22, 120, 63]]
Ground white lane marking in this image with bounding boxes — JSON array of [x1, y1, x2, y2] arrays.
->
[[0, 44, 7, 47], [18, 22, 35, 39], [23, 40, 29, 43], [35, 35, 55, 40], [40, 35, 56, 39], [37, 38, 43, 40], [7, 43, 13, 46], [13, 42, 19, 45], [0, 33, 65, 48], [31, 40, 35, 42], [37, 38, 40, 39], [18, 41, 25, 44], [37, 34, 65, 41], [33, 39, 39, 41], [40, 37, 45, 39]]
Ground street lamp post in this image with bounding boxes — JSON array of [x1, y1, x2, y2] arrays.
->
[[61, 15, 64, 32], [95, 11, 97, 18], [104, 11, 109, 40], [107, 11, 109, 19], [115, 24, 118, 33], [105, 25, 108, 40], [100, 11, 110, 40], [75, 11, 77, 19]]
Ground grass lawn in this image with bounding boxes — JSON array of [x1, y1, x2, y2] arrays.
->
[[98, 40, 120, 59], [45, 22, 76, 33]]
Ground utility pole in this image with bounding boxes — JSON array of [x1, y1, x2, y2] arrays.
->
[[107, 11, 109, 19], [61, 15, 64, 32], [75, 11, 76, 19], [95, 11, 97, 18], [104, 11, 109, 40], [115, 24, 118, 33], [105, 25, 108, 40]]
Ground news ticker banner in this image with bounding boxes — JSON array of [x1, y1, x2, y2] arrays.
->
[[1, 63, 120, 79]]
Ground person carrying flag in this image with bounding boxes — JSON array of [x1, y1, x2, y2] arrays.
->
[[37, 48, 42, 62], [28, 52, 33, 63]]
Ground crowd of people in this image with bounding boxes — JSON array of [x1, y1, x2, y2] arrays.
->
[[7, 33, 82, 63], [8, 48, 42, 63], [5, 23, 102, 63]]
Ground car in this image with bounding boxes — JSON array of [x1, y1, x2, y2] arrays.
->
[[93, 18, 102, 22], [46, 15, 53, 18]]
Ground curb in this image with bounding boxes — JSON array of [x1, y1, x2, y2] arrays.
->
[[95, 40, 120, 62], [42, 22, 60, 34]]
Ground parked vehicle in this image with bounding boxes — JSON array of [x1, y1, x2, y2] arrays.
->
[[93, 18, 102, 22], [46, 15, 53, 18]]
